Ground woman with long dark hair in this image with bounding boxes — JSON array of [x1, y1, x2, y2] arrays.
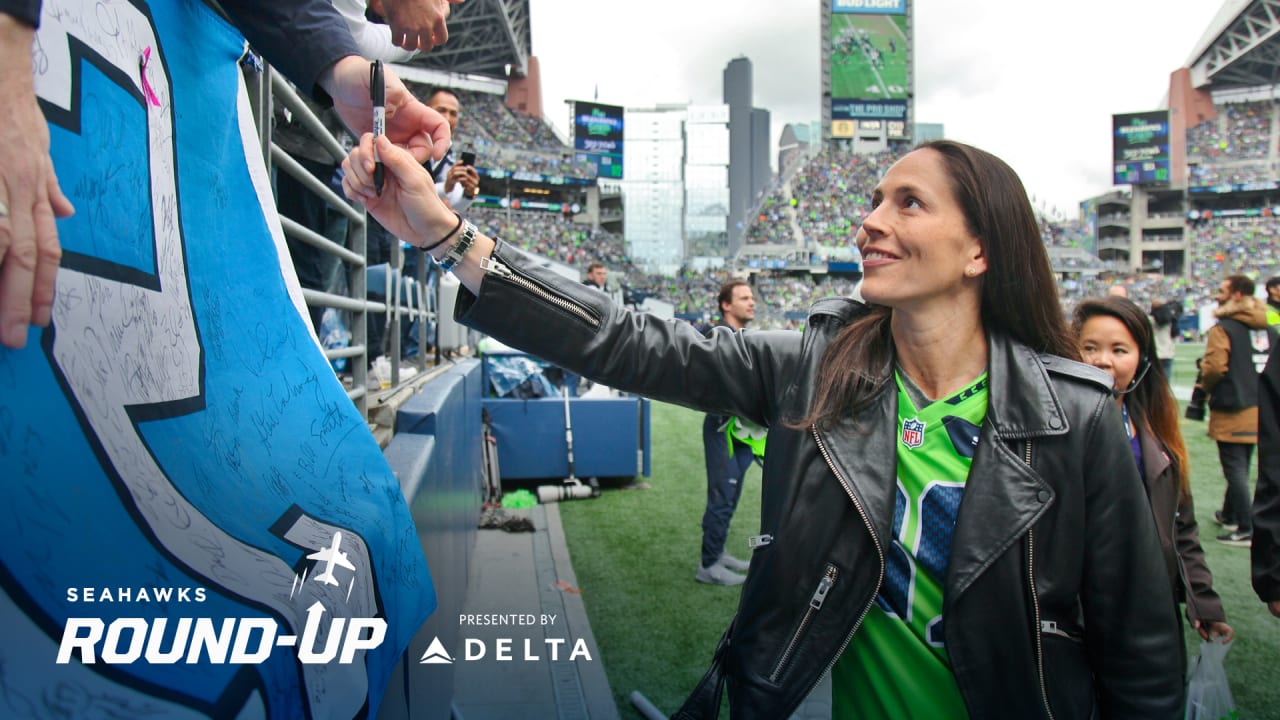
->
[[1073, 296, 1233, 648], [343, 135, 1184, 718]]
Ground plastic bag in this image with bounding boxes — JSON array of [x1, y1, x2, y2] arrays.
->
[[484, 355, 558, 398], [1184, 640, 1238, 720], [319, 308, 351, 372]]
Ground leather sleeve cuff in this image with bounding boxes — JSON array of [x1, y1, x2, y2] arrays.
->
[[454, 241, 607, 374]]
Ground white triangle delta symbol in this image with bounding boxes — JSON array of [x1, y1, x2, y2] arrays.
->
[[420, 636, 454, 664]]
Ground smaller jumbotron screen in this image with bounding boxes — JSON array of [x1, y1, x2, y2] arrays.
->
[[1112, 111, 1170, 186], [573, 101, 624, 179]]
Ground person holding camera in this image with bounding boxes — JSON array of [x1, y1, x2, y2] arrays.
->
[[423, 87, 479, 212], [1202, 275, 1278, 547]]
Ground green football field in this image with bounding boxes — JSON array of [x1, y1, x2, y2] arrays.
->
[[830, 14, 909, 101]]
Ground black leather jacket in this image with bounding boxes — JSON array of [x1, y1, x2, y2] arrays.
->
[[457, 242, 1184, 719], [1256, 342, 1280, 605]]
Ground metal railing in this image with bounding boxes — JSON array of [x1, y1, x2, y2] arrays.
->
[[242, 65, 438, 421]]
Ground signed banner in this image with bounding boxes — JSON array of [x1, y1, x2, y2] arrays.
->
[[0, 1, 433, 717]]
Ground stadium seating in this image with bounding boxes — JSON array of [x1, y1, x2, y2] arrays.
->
[[467, 207, 639, 278], [739, 145, 904, 247], [410, 81, 1278, 334], [1187, 99, 1278, 187], [414, 87, 595, 180], [1189, 214, 1279, 283]]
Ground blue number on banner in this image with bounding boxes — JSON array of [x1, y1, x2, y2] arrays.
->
[[876, 480, 965, 648]]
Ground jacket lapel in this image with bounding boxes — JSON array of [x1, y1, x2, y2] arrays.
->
[[1138, 428, 1169, 493], [946, 334, 1066, 603], [810, 331, 1074, 601], [818, 383, 899, 545], [946, 426, 1050, 602]]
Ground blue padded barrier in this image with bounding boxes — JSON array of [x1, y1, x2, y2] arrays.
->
[[379, 360, 483, 720], [482, 396, 651, 480]]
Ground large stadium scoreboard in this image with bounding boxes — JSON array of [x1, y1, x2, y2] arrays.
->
[[826, 0, 912, 141]]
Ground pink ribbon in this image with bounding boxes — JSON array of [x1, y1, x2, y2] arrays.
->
[[139, 47, 161, 107]]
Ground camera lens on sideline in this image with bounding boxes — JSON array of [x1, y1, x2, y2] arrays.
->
[[537, 484, 593, 503]]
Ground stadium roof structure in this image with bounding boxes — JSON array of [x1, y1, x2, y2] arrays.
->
[[1187, 0, 1280, 89], [403, 0, 531, 79]]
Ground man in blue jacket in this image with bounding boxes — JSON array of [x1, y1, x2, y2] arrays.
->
[[697, 280, 759, 586]]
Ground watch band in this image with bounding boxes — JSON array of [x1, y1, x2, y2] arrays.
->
[[439, 220, 477, 272]]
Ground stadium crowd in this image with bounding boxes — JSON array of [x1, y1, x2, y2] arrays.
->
[[739, 144, 903, 247], [381, 86, 1280, 337], [450, 88, 531, 147], [468, 206, 637, 274], [1190, 215, 1280, 282], [752, 275, 859, 318], [422, 87, 594, 179], [1188, 162, 1273, 188], [470, 142, 597, 179], [1187, 99, 1278, 187], [1187, 99, 1276, 162], [742, 193, 799, 246]]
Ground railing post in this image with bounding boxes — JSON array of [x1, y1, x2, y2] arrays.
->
[[256, 66, 443, 422]]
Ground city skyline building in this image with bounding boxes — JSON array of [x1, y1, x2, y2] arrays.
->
[[621, 105, 687, 274], [685, 104, 732, 263], [723, 57, 773, 255], [620, 102, 732, 275]]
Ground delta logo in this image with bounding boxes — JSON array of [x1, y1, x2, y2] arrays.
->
[[419, 636, 592, 664], [56, 531, 388, 666]]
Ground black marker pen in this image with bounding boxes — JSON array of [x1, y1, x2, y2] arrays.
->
[[370, 60, 385, 196]]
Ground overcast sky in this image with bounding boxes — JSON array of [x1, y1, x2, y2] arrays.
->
[[528, 0, 1228, 216]]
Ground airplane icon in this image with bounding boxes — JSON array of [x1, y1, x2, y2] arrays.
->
[[307, 531, 356, 587]]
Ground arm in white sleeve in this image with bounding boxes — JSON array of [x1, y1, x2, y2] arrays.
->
[[331, 0, 419, 62], [436, 179, 472, 212]]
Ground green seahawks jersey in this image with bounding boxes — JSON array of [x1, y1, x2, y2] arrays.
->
[[832, 370, 989, 719]]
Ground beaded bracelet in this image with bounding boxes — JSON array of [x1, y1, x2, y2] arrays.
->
[[422, 212, 463, 253], [439, 221, 477, 272]]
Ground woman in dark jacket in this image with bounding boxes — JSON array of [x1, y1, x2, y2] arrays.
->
[[1074, 297, 1233, 645], [344, 135, 1185, 718]]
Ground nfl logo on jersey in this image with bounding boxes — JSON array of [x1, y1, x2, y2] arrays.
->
[[901, 418, 926, 449]]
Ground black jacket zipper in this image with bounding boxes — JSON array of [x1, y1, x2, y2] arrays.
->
[[481, 255, 600, 328], [769, 563, 838, 682], [1024, 440, 1056, 720], [802, 428, 885, 697]]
